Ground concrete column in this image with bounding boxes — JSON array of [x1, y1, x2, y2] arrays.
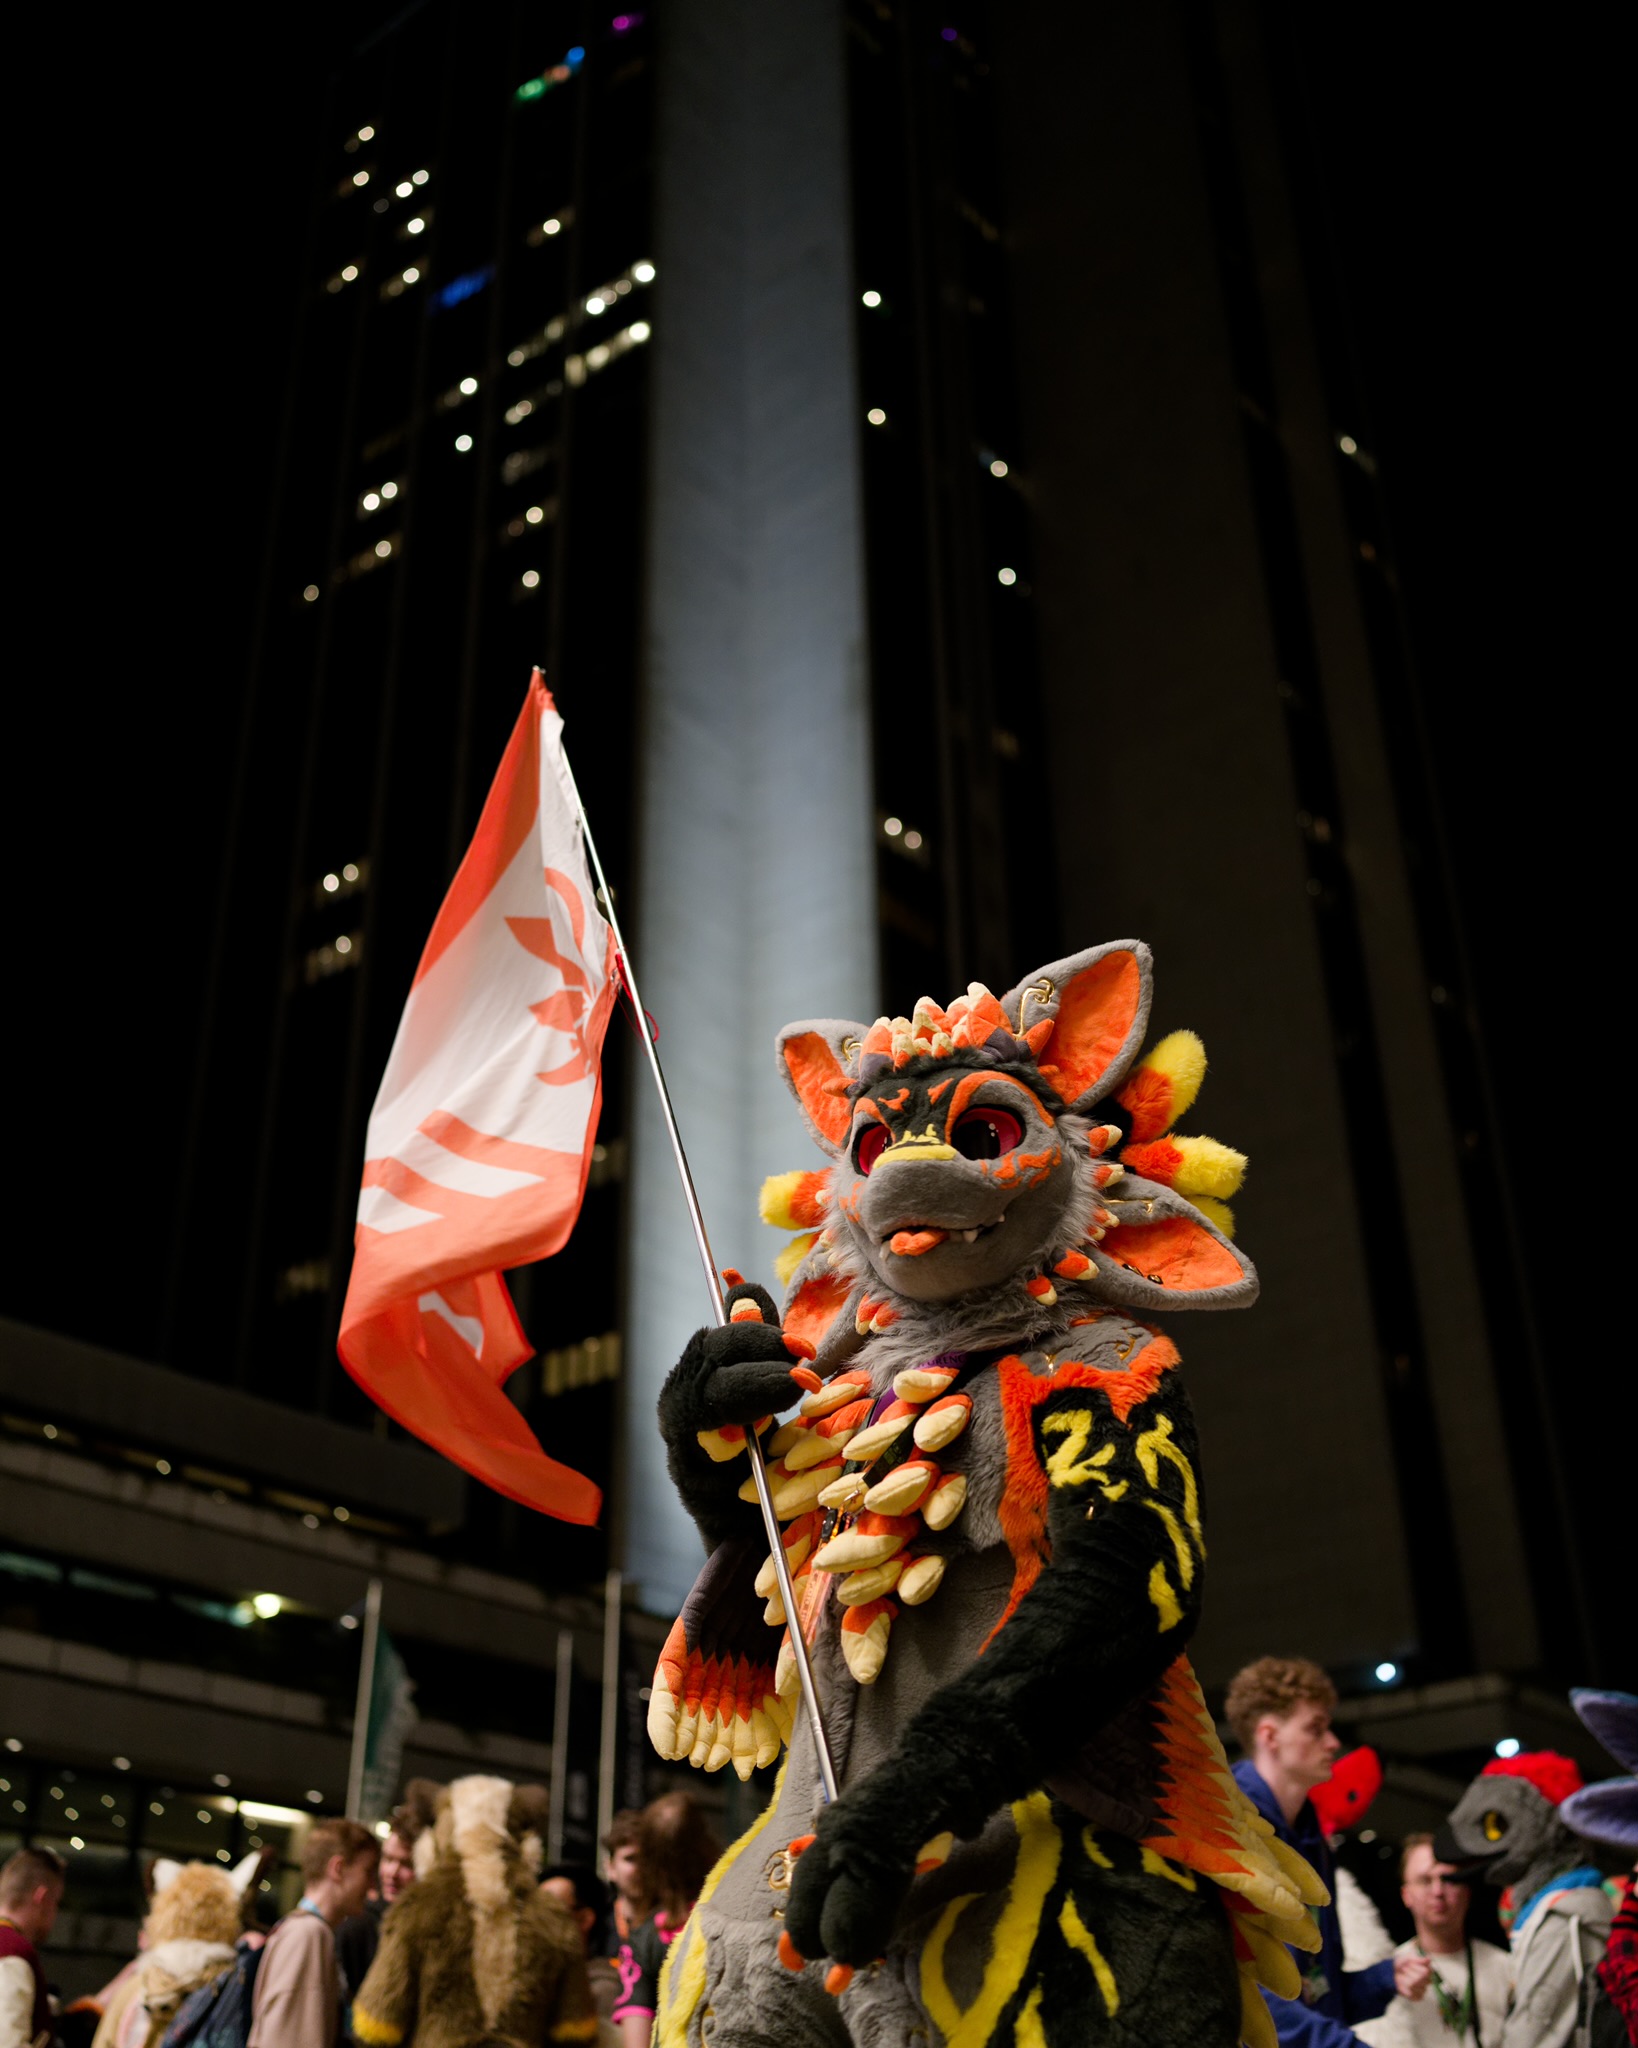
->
[[623, 0, 877, 1617]]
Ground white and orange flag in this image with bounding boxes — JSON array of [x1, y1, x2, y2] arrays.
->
[[338, 672, 617, 1524]]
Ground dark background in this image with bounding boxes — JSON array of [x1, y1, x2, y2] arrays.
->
[[15, 8, 1612, 1429]]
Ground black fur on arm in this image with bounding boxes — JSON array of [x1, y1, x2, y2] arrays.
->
[[785, 1375, 1207, 1964], [655, 1279, 803, 1550]]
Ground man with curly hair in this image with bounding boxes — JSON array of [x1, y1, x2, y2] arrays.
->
[[1228, 1657, 1432, 2045]]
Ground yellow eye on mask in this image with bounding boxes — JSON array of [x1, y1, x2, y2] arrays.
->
[[1481, 1810, 1506, 1843]]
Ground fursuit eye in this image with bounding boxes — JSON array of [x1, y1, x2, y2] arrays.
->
[[1481, 1810, 1506, 1843], [853, 1124, 890, 1175], [951, 1108, 1024, 1160]]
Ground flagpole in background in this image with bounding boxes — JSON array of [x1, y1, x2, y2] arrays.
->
[[596, 1568, 622, 1872], [547, 1625, 574, 1862], [558, 749, 840, 1806], [346, 1577, 384, 1820]]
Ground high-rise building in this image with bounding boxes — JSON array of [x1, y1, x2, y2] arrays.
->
[[166, 2, 663, 1591]]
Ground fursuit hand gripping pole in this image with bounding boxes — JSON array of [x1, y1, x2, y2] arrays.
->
[[562, 752, 840, 1807]]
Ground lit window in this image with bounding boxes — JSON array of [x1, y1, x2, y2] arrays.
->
[[525, 504, 545, 524], [884, 816, 903, 836], [867, 408, 887, 427], [454, 433, 473, 451], [412, 168, 429, 185], [543, 217, 562, 236], [353, 170, 370, 187], [632, 260, 656, 283], [989, 458, 1008, 478], [459, 375, 478, 395], [541, 1327, 622, 1397], [304, 932, 364, 983], [861, 289, 882, 308], [521, 569, 541, 589], [396, 181, 413, 198], [997, 567, 1017, 586], [302, 585, 320, 603], [586, 294, 607, 315], [406, 216, 426, 235], [358, 125, 375, 142], [374, 539, 392, 558]]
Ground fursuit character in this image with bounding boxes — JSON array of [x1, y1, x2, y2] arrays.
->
[[1561, 1689, 1638, 2044], [1436, 1751, 1615, 2048], [648, 941, 1327, 2048], [91, 1855, 258, 2048], [352, 1774, 599, 2048]]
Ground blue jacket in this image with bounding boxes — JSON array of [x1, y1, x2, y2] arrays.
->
[[1232, 1761, 1396, 2047]]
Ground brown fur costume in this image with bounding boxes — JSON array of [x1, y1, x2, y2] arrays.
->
[[353, 1774, 598, 2047]]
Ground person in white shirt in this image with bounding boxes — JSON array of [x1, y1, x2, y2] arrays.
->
[[1359, 1834, 1511, 2046]]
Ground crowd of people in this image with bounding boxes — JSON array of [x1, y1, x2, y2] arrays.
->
[[3, 1667, 1631, 2047], [1223, 1656, 1634, 2047], [0, 1782, 724, 2048]]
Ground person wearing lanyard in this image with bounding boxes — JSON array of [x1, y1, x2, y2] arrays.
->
[[248, 1819, 379, 2048], [1361, 1836, 1512, 2046]]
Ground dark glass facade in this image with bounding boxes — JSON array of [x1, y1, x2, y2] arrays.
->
[[844, 0, 1056, 1007], [165, 2, 657, 1586]]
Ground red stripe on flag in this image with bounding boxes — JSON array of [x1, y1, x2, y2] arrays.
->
[[412, 674, 554, 991], [342, 1279, 601, 1525]]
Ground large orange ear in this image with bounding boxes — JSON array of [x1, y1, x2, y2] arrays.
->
[[1087, 1181, 1257, 1311], [1001, 942, 1152, 1109], [774, 1018, 867, 1155]]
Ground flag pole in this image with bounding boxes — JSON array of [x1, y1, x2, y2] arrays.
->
[[556, 733, 840, 1807], [547, 1625, 574, 1862], [346, 1576, 383, 1820], [596, 1568, 622, 1872]]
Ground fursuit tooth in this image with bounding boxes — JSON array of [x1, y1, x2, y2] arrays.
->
[[912, 1393, 973, 1453], [923, 1473, 968, 1530]]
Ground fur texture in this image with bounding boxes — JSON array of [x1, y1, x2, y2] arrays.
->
[[649, 945, 1318, 2048], [355, 1773, 598, 2048]]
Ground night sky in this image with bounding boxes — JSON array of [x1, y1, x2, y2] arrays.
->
[[16, 6, 1605, 1475]]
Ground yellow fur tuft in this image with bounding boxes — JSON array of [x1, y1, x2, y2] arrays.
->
[[760, 1171, 810, 1230], [1138, 1029, 1207, 1121], [350, 2010, 404, 2048], [1188, 1195, 1237, 1239], [1238, 1964, 1279, 2048], [1169, 1135, 1247, 1200], [773, 1231, 818, 1288]]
